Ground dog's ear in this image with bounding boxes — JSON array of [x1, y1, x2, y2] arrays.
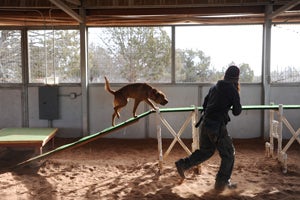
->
[[151, 88, 157, 93], [150, 89, 158, 98]]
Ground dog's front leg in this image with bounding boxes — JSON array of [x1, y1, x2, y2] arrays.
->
[[145, 99, 159, 110], [132, 100, 142, 118]]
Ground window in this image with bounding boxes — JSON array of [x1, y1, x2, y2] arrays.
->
[[175, 25, 263, 83], [0, 30, 22, 83], [88, 27, 172, 83], [28, 29, 80, 84], [271, 24, 300, 83]]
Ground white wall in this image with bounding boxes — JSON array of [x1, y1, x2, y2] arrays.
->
[[28, 86, 82, 138], [269, 85, 300, 139], [230, 85, 262, 138], [89, 85, 147, 138], [89, 83, 267, 139], [0, 88, 23, 128], [1, 83, 300, 139]]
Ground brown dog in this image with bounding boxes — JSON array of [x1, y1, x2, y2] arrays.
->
[[104, 76, 168, 126]]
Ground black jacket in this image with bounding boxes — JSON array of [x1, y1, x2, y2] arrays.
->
[[203, 80, 242, 124]]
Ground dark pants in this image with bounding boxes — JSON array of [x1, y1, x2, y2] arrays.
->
[[181, 121, 235, 182]]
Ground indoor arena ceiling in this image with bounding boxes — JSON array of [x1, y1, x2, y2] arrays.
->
[[0, 0, 299, 26]]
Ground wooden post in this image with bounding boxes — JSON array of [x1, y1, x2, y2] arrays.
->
[[192, 105, 201, 174], [156, 109, 163, 172], [192, 105, 199, 152], [269, 103, 275, 157], [281, 152, 288, 174], [277, 104, 283, 157]]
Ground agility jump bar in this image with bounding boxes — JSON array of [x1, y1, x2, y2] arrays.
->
[[158, 104, 300, 112], [240, 104, 300, 110], [157, 105, 300, 114], [13, 104, 300, 168]]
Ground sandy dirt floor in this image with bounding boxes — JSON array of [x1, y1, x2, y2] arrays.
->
[[0, 137, 299, 200]]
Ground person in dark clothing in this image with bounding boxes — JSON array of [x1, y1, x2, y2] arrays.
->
[[175, 65, 242, 191]]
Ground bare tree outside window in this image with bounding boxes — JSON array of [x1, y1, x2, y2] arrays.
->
[[0, 30, 22, 83], [89, 25, 262, 84], [88, 27, 172, 83], [175, 25, 262, 83], [28, 29, 80, 84]]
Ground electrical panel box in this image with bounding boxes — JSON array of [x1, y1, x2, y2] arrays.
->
[[39, 85, 59, 120]]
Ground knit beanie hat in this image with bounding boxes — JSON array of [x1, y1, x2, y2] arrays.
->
[[224, 65, 240, 82]]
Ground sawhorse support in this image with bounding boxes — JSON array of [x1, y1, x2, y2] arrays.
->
[[156, 106, 200, 173], [265, 104, 300, 173]]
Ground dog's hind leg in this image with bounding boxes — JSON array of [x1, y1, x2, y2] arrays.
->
[[112, 108, 121, 126], [112, 104, 126, 126], [114, 107, 121, 119]]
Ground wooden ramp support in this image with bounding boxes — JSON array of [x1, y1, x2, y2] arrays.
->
[[155, 105, 201, 173], [265, 104, 300, 173]]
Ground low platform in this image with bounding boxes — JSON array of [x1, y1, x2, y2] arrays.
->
[[0, 128, 58, 154]]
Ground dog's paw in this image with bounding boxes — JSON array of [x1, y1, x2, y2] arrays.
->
[[154, 106, 160, 110], [150, 107, 159, 112]]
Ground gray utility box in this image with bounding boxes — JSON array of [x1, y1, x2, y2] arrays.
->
[[39, 85, 59, 120]]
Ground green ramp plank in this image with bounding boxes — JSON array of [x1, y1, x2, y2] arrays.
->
[[159, 106, 203, 113], [14, 110, 153, 168]]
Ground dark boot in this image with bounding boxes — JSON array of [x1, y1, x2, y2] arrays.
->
[[175, 159, 187, 179]]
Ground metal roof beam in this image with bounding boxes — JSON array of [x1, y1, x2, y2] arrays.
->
[[65, 0, 81, 6], [268, 0, 300, 19], [49, 0, 83, 23]]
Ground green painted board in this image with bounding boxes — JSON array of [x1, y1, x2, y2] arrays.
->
[[0, 128, 57, 143]]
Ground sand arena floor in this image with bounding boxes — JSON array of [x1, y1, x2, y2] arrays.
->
[[0, 138, 299, 200]]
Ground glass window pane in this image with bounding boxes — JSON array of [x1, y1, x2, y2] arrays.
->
[[28, 29, 80, 84], [271, 24, 300, 83], [175, 25, 263, 83], [88, 27, 172, 83], [0, 30, 22, 83]]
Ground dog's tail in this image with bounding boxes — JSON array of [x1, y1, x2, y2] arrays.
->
[[104, 76, 115, 95]]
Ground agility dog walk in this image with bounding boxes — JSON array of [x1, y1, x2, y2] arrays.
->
[[10, 105, 300, 174], [13, 106, 199, 169]]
